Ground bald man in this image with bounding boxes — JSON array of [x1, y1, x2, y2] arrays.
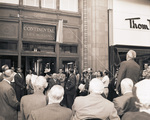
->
[[20, 76, 48, 120], [28, 85, 72, 120], [116, 50, 140, 94], [113, 78, 134, 116], [0, 69, 19, 120], [72, 78, 120, 120]]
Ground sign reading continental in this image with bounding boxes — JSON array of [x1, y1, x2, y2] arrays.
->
[[23, 23, 56, 41]]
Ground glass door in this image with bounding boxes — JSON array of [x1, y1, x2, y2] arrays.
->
[[25, 57, 56, 76]]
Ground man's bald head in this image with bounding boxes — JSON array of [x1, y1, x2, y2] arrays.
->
[[48, 85, 64, 104], [135, 79, 150, 107], [89, 78, 104, 94], [126, 50, 136, 61], [121, 78, 133, 95]]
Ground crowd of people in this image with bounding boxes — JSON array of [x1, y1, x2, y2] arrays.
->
[[0, 49, 150, 120]]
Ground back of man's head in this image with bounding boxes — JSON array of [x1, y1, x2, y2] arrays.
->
[[11, 67, 15, 72], [126, 50, 136, 61], [89, 78, 104, 94], [17, 67, 22, 73], [2, 64, 9, 72], [3, 69, 13, 81], [48, 85, 64, 104], [33, 76, 48, 91], [87, 68, 92, 73], [135, 79, 150, 109], [121, 78, 133, 95]]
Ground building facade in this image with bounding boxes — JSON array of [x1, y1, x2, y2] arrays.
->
[[0, 0, 109, 75], [109, 0, 150, 76], [0, 0, 149, 76], [81, 0, 109, 72], [0, 0, 81, 75]]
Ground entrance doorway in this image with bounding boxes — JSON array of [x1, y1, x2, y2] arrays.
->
[[23, 56, 56, 76], [109, 45, 150, 78], [0, 56, 17, 71]]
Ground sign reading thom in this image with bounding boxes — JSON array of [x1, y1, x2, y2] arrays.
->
[[125, 17, 150, 30], [23, 23, 56, 41]]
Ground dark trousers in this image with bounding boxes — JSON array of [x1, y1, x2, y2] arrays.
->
[[64, 94, 75, 109], [15, 87, 24, 102]]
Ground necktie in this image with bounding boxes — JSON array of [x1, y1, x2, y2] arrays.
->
[[19, 73, 22, 78]]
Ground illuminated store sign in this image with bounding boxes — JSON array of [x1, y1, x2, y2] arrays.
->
[[125, 18, 150, 30]]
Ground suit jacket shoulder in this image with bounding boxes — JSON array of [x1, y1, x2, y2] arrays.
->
[[113, 93, 133, 115], [0, 81, 19, 120], [122, 112, 150, 120], [113, 93, 133, 107], [20, 93, 47, 120], [29, 104, 72, 120], [72, 94, 119, 120]]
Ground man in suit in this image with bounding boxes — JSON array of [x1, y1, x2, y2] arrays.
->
[[44, 73, 60, 95], [122, 79, 150, 120], [65, 68, 76, 109], [116, 50, 140, 94], [113, 78, 133, 117], [72, 78, 120, 120], [0, 69, 19, 120], [11, 67, 17, 90], [14, 67, 26, 102], [87, 68, 95, 80], [20, 76, 48, 120], [28, 85, 72, 120], [48, 73, 60, 89], [142, 63, 149, 79]]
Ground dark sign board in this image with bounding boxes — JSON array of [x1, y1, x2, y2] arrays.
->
[[0, 22, 18, 39], [23, 23, 56, 41]]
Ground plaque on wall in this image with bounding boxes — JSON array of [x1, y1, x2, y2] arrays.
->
[[63, 27, 78, 43], [23, 23, 56, 41], [0, 22, 18, 39]]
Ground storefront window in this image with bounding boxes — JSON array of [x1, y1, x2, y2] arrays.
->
[[23, 43, 55, 53], [41, 0, 56, 9], [60, 45, 77, 53], [23, 0, 39, 7], [60, 0, 78, 12], [0, 41, 17, 51], [0, 0, 19, 4]]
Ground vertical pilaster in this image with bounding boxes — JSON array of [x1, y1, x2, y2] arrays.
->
[[18, 11, 22, 68], [83, 0, 88, 70], [56, 43, 59, 73]]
